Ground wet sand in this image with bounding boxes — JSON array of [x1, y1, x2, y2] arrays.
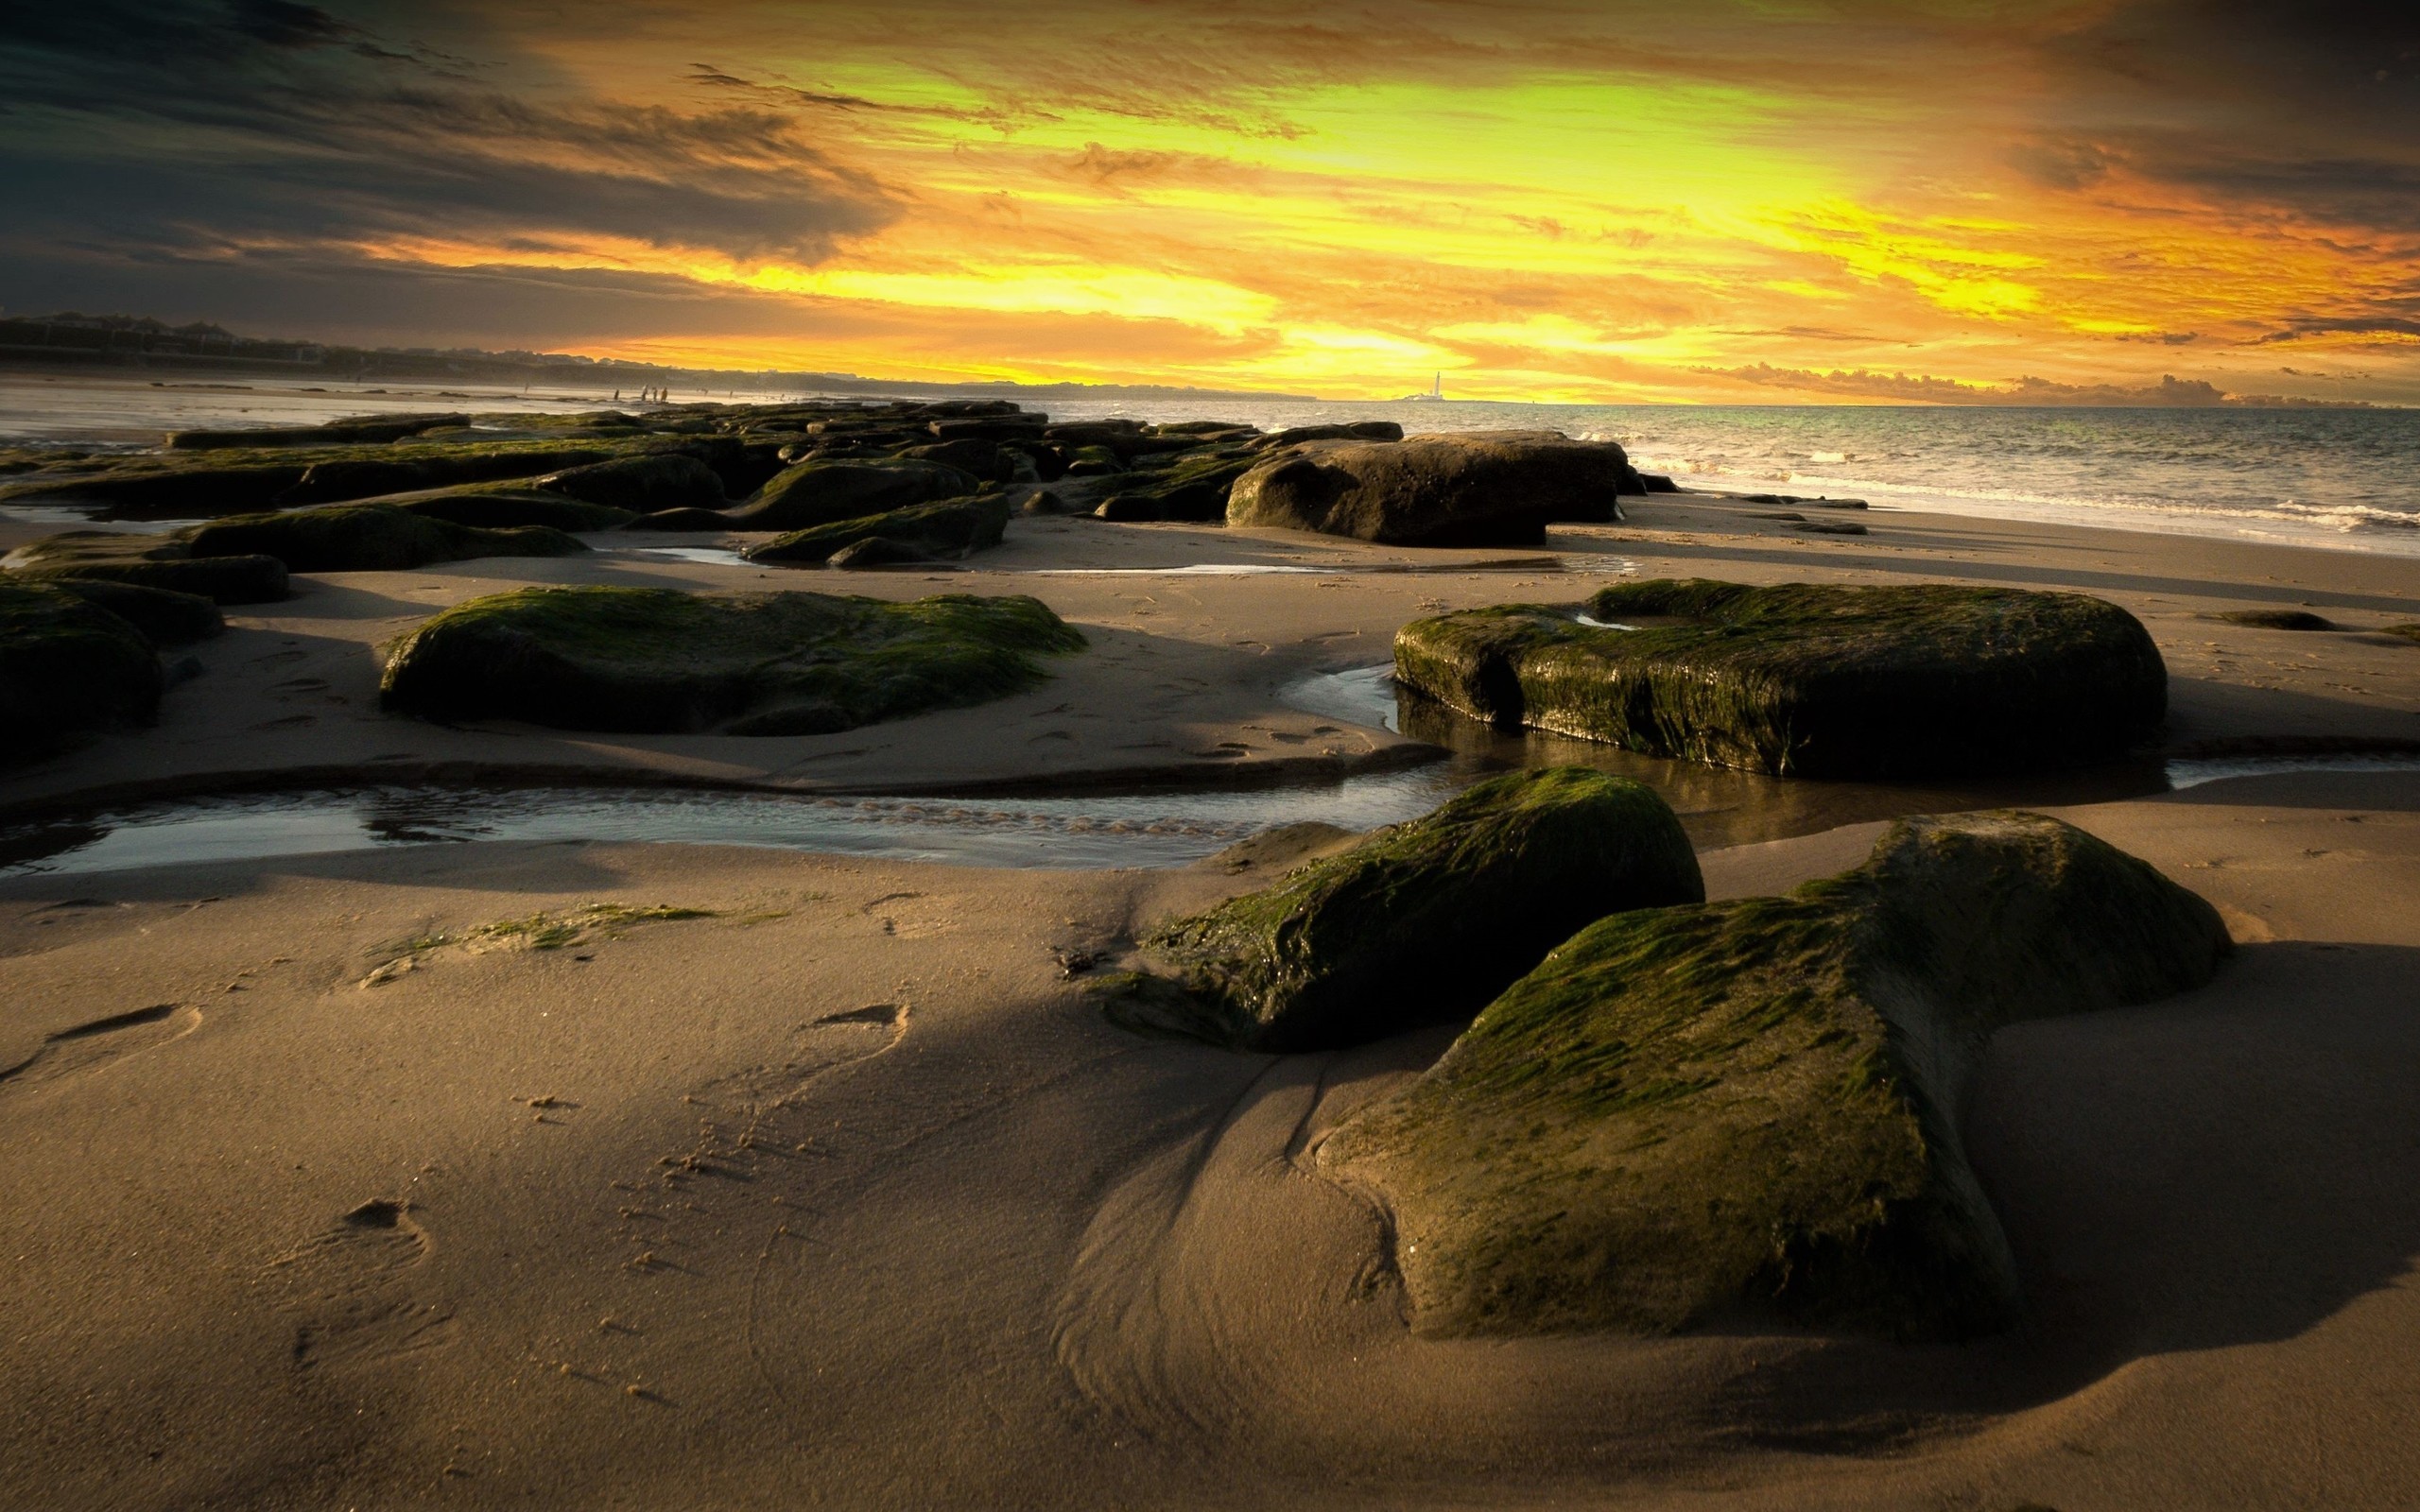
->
[[3, 493, 2419, 1509]]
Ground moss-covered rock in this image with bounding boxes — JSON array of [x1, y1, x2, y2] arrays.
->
[[0, 583, 164, 763], [379, 585, 1084, 733], [183, 505, 588, 573], [271, 443, 615, 506], [396, 491, 638, 532], [743, 493, 1011, 566], [0, 462, 306, 518], [1322, 812, 2227, 1340], [1227, 432, 1628, 545], [725, 458, 982, 531], [44, 579, 224, 647], [166, 412, 467, 450], [1394, 579, 2167, 779], [1095, 448, 1260, 523], [1135, 768, 1703, 1052], [5, 531, 290, 604], [534, 454, 728, 512]]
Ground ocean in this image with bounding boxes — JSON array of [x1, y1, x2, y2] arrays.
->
[[3, 371, 2414, 558]]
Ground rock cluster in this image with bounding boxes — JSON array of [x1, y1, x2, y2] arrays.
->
[[3, 401, 1646, 567], [1321, 811, 2230, 1339]]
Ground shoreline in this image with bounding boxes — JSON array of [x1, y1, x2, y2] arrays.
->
[[8, 372, 2418, 561], [5, 401, 2420, 1508]]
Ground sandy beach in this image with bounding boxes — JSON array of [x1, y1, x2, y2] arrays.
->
[[5, 490, 2419, 1509]]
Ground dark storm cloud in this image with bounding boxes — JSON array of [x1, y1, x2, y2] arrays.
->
[[0, 1, 895, 267], [2028, 1, 2420, 230], [0, 238, 826, 348]]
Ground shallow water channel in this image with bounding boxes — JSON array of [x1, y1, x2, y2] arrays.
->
[[6, 669, 2413, 880]]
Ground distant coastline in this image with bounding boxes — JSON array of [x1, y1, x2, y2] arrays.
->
[[0, 313, 1318, 406]]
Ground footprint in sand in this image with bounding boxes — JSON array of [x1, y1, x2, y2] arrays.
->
[[0, 1003, 201, 1091], [266, 1198, 456, 1369]]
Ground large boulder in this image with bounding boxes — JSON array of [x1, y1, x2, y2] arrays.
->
[[1226, 431, 1629, 544], [1132, 768, 1703, 1052], [1322, 812, 2230, 1340], [533, 454, 727, 512], [182, 505, 589, 573], [0, 582, 164, 763], [4, 531, 289, 604], [743, 493, 1011, 567], [1393, 579, 2167, 779], [725, 459, 982, 531], [380, 586, 1084, 734]]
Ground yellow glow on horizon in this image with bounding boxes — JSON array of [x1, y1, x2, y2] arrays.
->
[[338, 9, 2420, 404]]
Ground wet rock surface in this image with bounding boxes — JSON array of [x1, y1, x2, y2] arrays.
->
[[1394, 578, 2168, 778], [1321, 811, 2232, 1340]]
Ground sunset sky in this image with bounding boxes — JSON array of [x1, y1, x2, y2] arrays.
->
[[4, 2, 2417, 403]]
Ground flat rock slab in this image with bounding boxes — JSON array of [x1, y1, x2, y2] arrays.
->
[[4, 530, 290, 604], [1226, 431, 1628, 545], [184, 504, 588, 573], [1128, 767, 1703, 1052], [1394, 578, 2168, 778], [1321, 811, 2232, 1340], [379, 584, 1084, 735]]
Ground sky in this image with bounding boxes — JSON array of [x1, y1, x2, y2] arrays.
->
[[3, 1, 2417, 404]]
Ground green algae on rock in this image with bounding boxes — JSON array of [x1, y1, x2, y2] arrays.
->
[[379, 585, 1084, 733], [1135, 768, 1703, 1053], [744, 493, 1012, 567], [1321, 810, 2229, 1341], [183, 504, 588, 573], [0, 582, 164, 764], [1393, 579, 2167, 778], [5, 531, 290, 604]]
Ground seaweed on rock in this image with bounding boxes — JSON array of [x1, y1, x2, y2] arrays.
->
[[1134, 768, 1703, 1052], [1321, 811, 2231, 1341], [1393, 579, 2167, 778], [379, 584, 1084, 734]]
